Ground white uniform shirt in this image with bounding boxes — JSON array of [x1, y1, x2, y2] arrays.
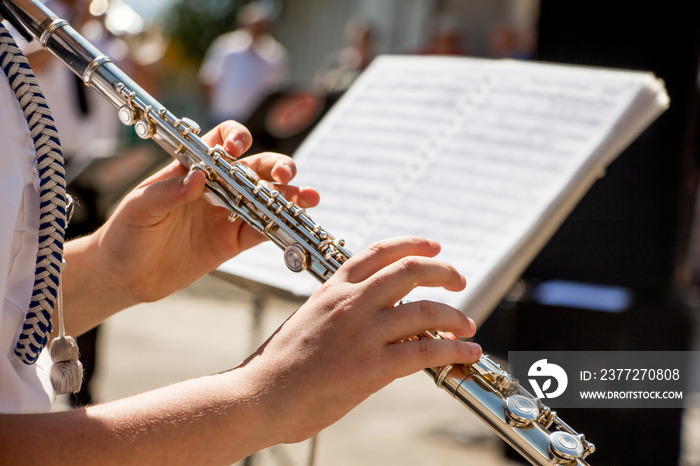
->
[[0, 62, 54, 413]]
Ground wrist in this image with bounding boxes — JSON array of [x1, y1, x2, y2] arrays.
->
[[231, 353, 319, 446], [211, 368, 288, 456]]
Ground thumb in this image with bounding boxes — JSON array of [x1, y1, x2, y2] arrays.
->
[[133, 169, 208, 222]]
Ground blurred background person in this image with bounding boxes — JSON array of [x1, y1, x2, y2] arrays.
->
[[198, 1, 288, 127], [488, 21, 534, 59], [312, 18, 375, 97], [412, 14, 468, 56]]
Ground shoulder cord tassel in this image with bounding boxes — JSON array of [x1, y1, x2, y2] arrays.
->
[[49, 259, 83, 394]]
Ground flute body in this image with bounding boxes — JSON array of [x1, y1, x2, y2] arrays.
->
[[0, 1, 594, 464]]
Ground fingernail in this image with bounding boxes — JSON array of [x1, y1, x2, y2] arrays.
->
[[182, 170, 197, 190], [468, 342, 482, 357], [183, 171, 194, 187], [274, 160, 295, 183], [234, 138, 246, 155], [427, 239, 441, 250], [282, 158, 295, 177]]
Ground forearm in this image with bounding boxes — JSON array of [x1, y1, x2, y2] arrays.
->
[[61, 233, 139, 336], [0, 369, 279, 466]]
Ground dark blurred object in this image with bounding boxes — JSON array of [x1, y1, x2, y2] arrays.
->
[[243, 88, 339, 156], [478, 2, 700, 465], [529, 4, 700, 296]]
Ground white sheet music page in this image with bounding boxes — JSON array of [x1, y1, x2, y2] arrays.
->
[[218, 55, 668, 323]]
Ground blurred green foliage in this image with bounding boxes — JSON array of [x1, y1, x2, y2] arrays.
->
[[163, 0, 250, 63]]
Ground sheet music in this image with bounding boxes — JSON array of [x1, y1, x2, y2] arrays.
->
[[218, 56, 668, 323]]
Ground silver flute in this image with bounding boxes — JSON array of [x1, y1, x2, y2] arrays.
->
[[1, 1, 595, 464]]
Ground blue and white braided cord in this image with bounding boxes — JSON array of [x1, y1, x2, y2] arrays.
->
[[0, 24, 67, 364]]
